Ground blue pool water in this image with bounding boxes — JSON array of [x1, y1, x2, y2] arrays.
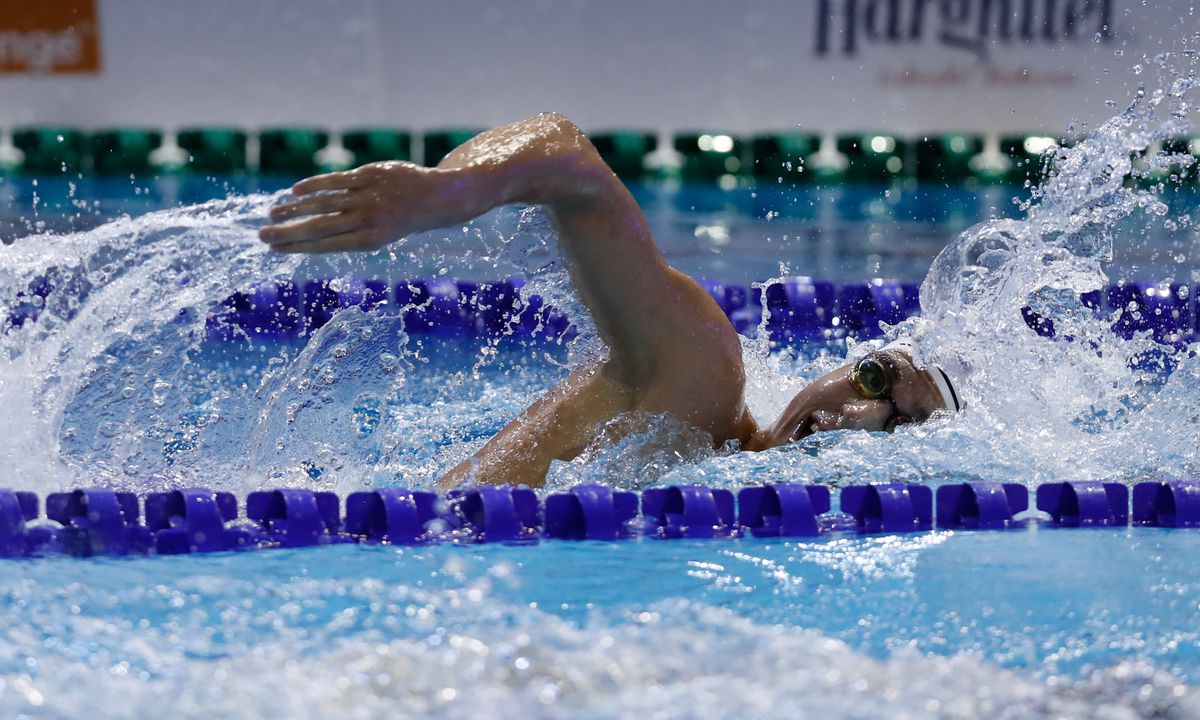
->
[[0, 531, 1198, 717], [3, 73, 1200, 717]]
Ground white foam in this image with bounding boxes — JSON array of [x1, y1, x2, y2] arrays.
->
[[0, 595, 1194, 720]]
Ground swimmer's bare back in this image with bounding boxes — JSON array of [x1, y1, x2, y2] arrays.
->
[[259, 113, 753, 488]]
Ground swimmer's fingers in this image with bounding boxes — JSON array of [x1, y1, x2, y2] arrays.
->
[[259, 211, 361, 247], [268, 229, 379, 255], [292, 161, 420, 196], [268, 192, 352, 223], [291, 169, 372, 196]]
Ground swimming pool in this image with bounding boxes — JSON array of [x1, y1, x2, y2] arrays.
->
[[3, 94, 1200, 718]]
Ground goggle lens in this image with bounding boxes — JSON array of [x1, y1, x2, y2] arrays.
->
[[851, 357, 890, 399]]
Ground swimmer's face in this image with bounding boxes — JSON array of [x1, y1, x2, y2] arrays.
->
[[747, 350, 946, 451]]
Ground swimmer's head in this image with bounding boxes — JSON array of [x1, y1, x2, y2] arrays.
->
[[746, 341, 963, 451]]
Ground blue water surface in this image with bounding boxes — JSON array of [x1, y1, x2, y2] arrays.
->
[[1, 527, 1197, 717]]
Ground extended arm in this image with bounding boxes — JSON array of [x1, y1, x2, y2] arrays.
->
[[261, 113, 725, 385], [260, 114, 748, 486]]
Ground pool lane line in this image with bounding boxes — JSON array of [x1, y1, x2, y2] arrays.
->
[[1, 480, 1198, 559]]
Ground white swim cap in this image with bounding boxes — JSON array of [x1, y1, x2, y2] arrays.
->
[[881, 338, 964, 412]]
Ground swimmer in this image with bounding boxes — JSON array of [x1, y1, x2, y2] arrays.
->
[[259, 113, 961, 489]]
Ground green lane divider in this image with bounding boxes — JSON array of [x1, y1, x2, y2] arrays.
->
[[836, 133, 911, 184], [589, 131, 657, 181], [750, 132, 821, 184], [13, 127, 89, 175], [423, 128, 484, 166], [673, 132, 744, 183], [177, 128, 248, 175], [915, 134, 983, 185], [2, 126, 1195, 187], [258, 128, 330, 176], [91, 129, 163, 176], [342, 129, 412, 166]]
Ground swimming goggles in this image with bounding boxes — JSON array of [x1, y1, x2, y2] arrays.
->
[[848, 354, 912, 433]]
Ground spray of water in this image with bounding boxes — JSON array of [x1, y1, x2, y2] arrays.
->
[[0, 187, 594, 495], [722, 46, 1200, 490], [0, 194, 303, 491]]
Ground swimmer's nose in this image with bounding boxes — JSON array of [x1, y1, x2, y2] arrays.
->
[[835, 399, 893, 431]]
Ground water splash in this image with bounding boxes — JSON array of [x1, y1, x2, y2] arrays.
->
[[907, 46, 1200, 485], [730, 47, 1200, 489], [0, 193, 304, 492], [544, 411, 720, 494], [0, 192, 584, 495]]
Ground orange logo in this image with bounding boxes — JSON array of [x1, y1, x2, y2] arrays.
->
[[0, 0, 100, 74]]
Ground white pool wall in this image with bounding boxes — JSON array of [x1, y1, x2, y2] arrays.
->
[[0, 0, 1197, 137]]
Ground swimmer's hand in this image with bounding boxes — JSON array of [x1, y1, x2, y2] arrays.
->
[[259, 161, 474, 253]]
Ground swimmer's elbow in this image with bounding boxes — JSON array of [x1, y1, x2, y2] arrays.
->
[[540, 113, 610, 175], [513, 112, 620, 206], [440, 112, 617, 211], [536, 112, 586, 151]]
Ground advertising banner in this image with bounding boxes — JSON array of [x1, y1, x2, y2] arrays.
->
[[0, 0, 1193, 133], [0, 0, 100, 75]]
